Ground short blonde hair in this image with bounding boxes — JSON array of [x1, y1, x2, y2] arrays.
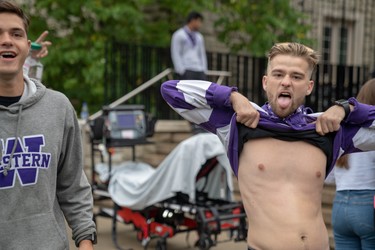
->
[[267, 42, 319, 77]]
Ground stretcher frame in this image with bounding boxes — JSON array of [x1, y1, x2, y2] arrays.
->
[[89, 114, 247, 249]]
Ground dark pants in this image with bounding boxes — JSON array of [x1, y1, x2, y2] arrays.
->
[[177, 70, 206, 81], [248, 247, 256, 250]]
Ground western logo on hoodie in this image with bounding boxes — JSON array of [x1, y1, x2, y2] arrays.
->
[[0, 135, 51, 189]]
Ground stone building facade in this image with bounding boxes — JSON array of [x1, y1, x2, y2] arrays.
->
[[202, 0, 375, 74]]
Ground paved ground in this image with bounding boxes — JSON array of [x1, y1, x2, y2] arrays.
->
[[68, 207, 247, 250]]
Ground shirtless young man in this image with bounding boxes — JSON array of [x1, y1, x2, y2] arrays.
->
[[161, 42, 375, 250]]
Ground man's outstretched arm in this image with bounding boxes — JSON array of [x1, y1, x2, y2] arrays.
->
[[316, 98, 375, 135], [161, 80, 238, 134], [317, 98, 375, 153]]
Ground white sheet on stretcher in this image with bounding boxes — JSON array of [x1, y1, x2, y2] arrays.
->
[[105, 133, 234, 210]]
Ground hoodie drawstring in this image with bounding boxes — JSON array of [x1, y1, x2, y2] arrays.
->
[[3, 105, 23, 176]]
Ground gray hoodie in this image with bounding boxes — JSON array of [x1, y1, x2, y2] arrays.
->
[[0, 77, 96, 249]]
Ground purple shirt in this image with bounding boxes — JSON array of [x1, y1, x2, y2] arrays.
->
[[161, 80, 375, 177]]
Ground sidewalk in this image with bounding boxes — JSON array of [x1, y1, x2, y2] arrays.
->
[[68, 212, 247, 250]]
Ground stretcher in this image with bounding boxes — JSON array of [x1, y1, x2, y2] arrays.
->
[[89, 110, 247, 249]]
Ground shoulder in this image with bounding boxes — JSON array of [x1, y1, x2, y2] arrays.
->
[[45, 89, 71, 104], [44, 89, 75, 113], [32, 81, 72, 108], [172, 28, 185, 38]]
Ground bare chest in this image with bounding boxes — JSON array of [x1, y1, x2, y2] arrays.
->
[[239, 138, 327, 183]]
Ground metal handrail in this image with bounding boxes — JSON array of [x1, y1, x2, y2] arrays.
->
[[206, 70, 231, 85], [89, 68, 231, 120], [89, 68, 173, 120]]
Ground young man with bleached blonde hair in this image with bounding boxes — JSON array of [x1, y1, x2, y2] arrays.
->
[[161, 42, 375, 250]]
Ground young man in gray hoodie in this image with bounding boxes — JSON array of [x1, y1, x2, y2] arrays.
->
[[0, 1, 96, 249]]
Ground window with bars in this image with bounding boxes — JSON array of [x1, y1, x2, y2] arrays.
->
[[338, 27, 348, 65], [322, 20, 351, 65]]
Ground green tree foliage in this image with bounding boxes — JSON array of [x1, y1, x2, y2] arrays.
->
[[22, 0, 309, 112], [22, 0, 211, 112], [214, 0, 312, 56]]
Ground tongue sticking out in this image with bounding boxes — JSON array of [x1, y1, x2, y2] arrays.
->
[[278, 96, 291, 109]]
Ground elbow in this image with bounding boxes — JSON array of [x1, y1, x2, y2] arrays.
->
[[160, 80, 179, 100]]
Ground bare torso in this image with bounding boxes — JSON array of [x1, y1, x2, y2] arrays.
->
[[238, 138, 329, 250]]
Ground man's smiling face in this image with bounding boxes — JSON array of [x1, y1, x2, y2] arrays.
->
[[0, 12, 30, 80], [262, 54, 314, 118]]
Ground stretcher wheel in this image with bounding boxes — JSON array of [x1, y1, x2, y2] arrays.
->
[[196, 235, 214, 250], [155, 240, 167, 250]]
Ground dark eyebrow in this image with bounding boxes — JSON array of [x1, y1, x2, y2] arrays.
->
[[271, 69, 284, 74], [11, 27, 26, 33], [292, 72, 305, 77], [0, 27, 26, 33]]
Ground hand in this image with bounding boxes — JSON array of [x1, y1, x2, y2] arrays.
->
[[31, 30, 52, 59], [78, 240, 94, 250], [230, 91, 259, 128], [315, 104, 353, 135]]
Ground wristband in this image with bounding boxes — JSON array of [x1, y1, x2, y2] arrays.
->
[[334, 99, 350, 120], [76, 232, 97, 247]]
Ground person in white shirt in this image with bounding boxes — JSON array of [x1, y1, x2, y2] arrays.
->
[[332, 78, 375, 250], [171, 11, 207, 80]]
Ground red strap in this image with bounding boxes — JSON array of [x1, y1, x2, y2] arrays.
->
[[196, 158, 219, 181]]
